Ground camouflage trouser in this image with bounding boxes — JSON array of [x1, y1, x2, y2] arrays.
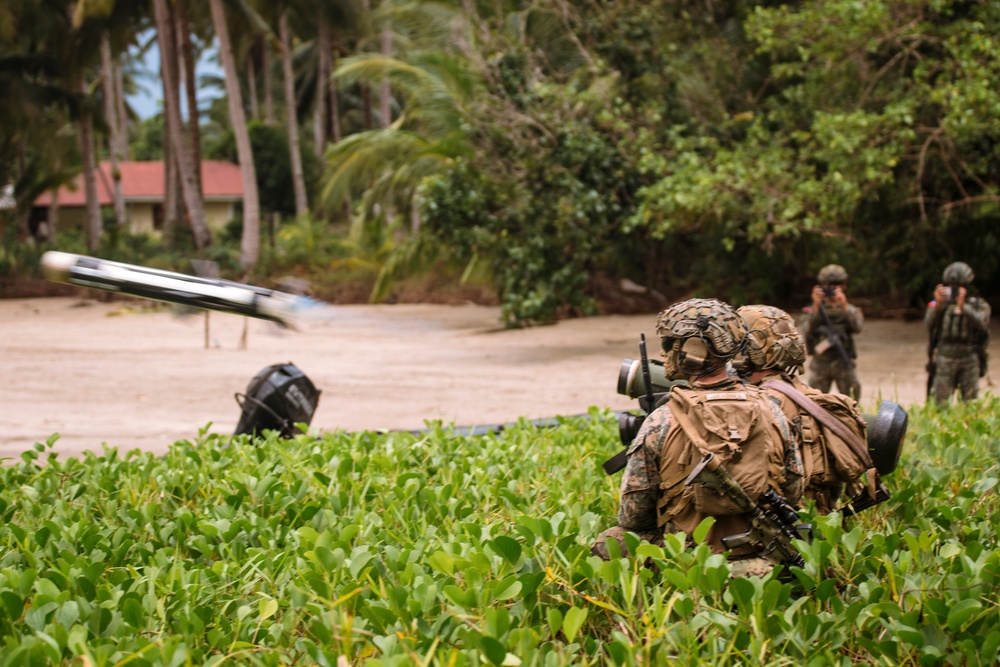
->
[[808, 356, 861, 400], [590, 526, 773, 578], [931, 352, 980, 405]]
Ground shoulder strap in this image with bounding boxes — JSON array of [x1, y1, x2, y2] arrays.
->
[[762, 380, 871, 467]]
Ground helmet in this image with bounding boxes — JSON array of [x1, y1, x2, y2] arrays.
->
[[736, 304, 806, 375], [817, 264, 848, 284], [656, 298, 746, 376], [942, 261, 974, 285]]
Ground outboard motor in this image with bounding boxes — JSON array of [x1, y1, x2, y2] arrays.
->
[[234, 362, 321, 438], [863, 400, 908, 476]]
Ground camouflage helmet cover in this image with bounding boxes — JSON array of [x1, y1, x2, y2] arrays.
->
[[656, 298, 747, 362], [736, 304, 806, 373], [817, 264, 848, 284], [942, 261, 974, 285]]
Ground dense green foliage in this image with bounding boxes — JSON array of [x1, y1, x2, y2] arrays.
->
[[371, 0, 1000, 322], [6, 0, 1000, 322], [1, 398, 998, 665]]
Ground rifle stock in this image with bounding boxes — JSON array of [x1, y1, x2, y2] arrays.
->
[[684, 453, 807, 567]]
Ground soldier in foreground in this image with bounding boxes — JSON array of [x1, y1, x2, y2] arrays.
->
[[803, 264, 863, 399], [925, 261, 992, 405], [592, 299, 804, 577], [736, 305, 873, 516]]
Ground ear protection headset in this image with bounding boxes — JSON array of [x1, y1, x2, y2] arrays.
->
[[661, 336, 713, 375], [678, 337, 710, 374]]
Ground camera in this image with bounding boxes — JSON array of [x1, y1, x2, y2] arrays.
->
[[946, 284, 959, 302], [822, 284, 838, 299]]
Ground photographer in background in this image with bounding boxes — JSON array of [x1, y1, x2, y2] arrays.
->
[[802, 264, 864, 400], [925, 262, 991, 406]]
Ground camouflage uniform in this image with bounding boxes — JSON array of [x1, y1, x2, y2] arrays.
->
[[925, 296, 991, 405], [803, 303, 863, 399], [738, 304, 867, 515], [591, 377, 802, 561]]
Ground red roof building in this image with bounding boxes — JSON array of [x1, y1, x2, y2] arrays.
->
[[33, 160, 244, 235]]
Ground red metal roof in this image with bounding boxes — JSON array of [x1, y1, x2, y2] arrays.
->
[[34, 160, 244, 207]]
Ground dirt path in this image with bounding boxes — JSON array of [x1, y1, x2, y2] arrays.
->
[[2, 297, 997, 460]]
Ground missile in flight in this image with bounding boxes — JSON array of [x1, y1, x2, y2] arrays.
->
[[41, 251, 326, 329]]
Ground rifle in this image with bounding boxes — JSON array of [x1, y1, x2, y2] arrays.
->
[[816, 301, 854, 369], [684, 452, 809, 567]]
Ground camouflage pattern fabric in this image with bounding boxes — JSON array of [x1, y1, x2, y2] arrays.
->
[[590, 525, 663, 560], [807, 355, 862, 400], [930, 354, 981, 404], [817, 264, 849, 284], [591, 378, 802, 562], [804, 303, 863, 357], [926, 296, 991, 405], [738, 305, 806, 375], [655, 298, 746, 358], [729, 557, 774, 578]]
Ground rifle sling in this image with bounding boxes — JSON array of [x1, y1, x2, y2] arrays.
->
[[762, 380, 872, 468]]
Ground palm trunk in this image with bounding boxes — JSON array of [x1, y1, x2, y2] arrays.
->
[[175, 0, 203, 197], [100, 32, 127, 229], [161, 34, 178, 241], [77, 79, 103, 252], [280, 10, 308, 217], [114, 57, 130, 159], [47, 188, 59, 243], [247, 51, 259, 120], [314, 20, 330, 155], [380, 27, 391, 128], [153, 0, 211, 248], [210, 0, 261, 269], [361, 0, 373, 129], [329, 62, 341, 143], [262, 39, 275, 124]]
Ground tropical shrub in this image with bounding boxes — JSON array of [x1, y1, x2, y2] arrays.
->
[[1, 396, 999, 665]]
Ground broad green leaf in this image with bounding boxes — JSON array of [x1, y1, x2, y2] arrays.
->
[[480, 636, 506, 666], [490, 536, 522, 565], [947, 599, 982, 632], [692, 517, 715, 545], [547, 608, 563, 636], [494, 576, 522, 602], [259, 598, 278, 620], [562, 606, 587, 642]]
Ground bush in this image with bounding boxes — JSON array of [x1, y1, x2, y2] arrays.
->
[[1, 397, 999, 664]]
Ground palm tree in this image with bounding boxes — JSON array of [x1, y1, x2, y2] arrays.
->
[[0, 3, 78, 237], [100, 30, 127, 229], [279, 7, 308, 217], [153, 0, 211, 249], [209, 0, 262, 269], [322, 49, 475, 240], [174, 0, 203, 197]]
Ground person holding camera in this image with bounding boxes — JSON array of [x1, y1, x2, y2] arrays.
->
[[925, 262, 991, 405], [802, 264, 863, 399]]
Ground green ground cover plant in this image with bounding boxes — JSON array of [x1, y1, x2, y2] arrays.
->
[[0, 399, 998, 666]]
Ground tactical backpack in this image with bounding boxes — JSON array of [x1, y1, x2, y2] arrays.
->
[[763, 380, 872, 513], [654, 384, 789, 553]]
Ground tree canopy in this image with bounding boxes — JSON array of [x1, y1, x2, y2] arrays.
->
[[3, 0, 1000, 324]]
